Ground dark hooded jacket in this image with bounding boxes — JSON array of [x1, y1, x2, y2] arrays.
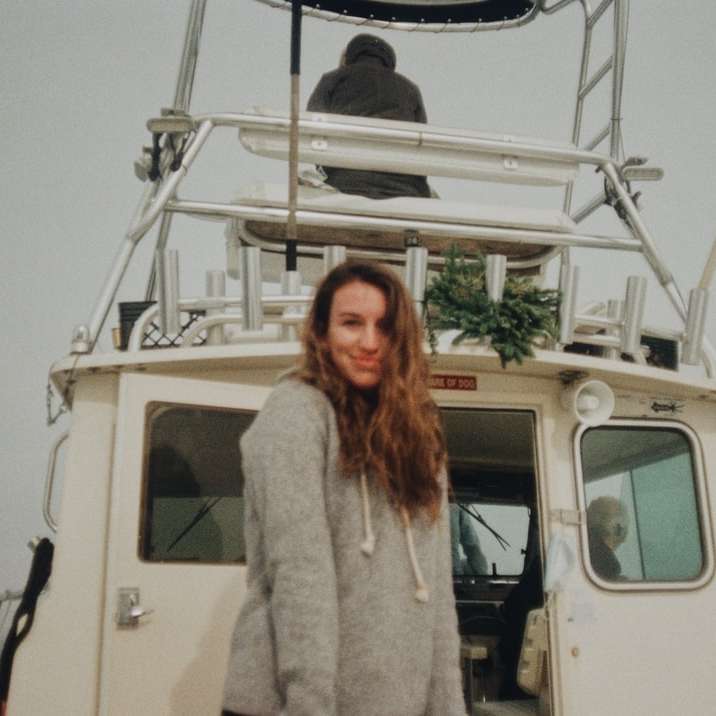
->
[[587, 529, 622, 580], [307, 34, 431, 199]]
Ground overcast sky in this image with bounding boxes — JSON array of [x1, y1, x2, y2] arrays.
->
[[2, 0, 715, 591]]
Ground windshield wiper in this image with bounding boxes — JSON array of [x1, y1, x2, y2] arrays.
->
[[458, 502, 511, 551], [167, 496, 222, 553]]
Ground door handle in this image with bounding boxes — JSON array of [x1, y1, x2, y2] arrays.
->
[[116, 587, 154, 627]]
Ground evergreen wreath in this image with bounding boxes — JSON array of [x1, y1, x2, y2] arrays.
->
[[424, 246, 560, 367]]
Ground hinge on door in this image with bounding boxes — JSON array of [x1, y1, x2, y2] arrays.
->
[[550, 508, 585, 526]]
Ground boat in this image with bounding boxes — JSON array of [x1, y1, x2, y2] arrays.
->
[[2, 1, 715, 714]]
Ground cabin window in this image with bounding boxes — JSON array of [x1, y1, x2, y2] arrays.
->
[[140, 402, 255, 563], [450, 499, 531, 578], [580, 424, 703, 583]]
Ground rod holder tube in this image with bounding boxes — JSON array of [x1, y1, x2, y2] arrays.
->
[[604, 299, 624, 360], [621, 275, 647, 354], [405, 246, 429, 307], [240, 246, 263, 332], [558, 265, 580, 345], [281, 269, 304, 341], [682, 288, 710, 365], [323, 245, 347, 274], [157, 249, 181, 336], [205, 270, 226, 346], [486, 254, 507, 302]]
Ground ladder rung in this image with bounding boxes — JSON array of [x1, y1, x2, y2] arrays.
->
[[584, 123, 611, 151], [578, 56, 614, 100], [587, 0, 614, 29]]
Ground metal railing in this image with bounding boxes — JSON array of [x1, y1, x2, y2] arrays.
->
[[70, 0, 713, 379]]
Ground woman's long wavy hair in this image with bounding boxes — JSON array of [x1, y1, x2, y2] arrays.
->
[[298, 261, 445, 521]]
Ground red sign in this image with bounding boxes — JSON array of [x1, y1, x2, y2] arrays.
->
[[429, 374, 477, 391]]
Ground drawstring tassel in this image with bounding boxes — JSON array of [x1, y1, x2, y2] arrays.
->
[[401, 508, 429, 603], [359, 471, 376, 556]]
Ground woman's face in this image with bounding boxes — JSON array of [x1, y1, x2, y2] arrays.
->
[[326, 280, 389, 390]]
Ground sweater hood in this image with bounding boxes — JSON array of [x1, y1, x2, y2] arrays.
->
[[345, 34, 396, 70]]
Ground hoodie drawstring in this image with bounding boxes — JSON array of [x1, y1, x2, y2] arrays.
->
[[358, 470, 429, 603], [400, 507, 430, 603], [359, 470, 376, 556]]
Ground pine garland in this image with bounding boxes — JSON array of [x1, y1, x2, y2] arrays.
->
[[424, 247, 560, 368]]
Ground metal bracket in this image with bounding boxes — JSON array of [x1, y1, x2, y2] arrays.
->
[[557, 370, 589, 386], [550, 509, 584, 526], [146, 109, 196, 135]]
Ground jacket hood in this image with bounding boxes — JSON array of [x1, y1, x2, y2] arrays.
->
[[345, 34, 396, 70]]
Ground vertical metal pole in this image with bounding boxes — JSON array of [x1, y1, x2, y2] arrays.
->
[[145, 214, 173, 300], [281, 270, 304, 341], [240, 246, 263, 331], [564, 5, 592, 215], [621, 275, 646, 355], [173, 0, 208, 113], [604, 299, 624, 360], [286, 0, 303, 272], [405, 246, 429, 311], [157, 249, 181, 336], [558, 265, 579, 346], [610, 0, 629, 160], [144, 0, 207, 299], [485, 255, 507, 302], [323, 245, 347, 274], [681, 288, 710, 366], [205, 270, 226, 346]]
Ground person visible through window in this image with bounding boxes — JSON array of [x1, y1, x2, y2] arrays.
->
[[307, 34, 432, 200], [450, 503, 488, 576], [222, 261, 466, 716], [586, 496, 629, 580]]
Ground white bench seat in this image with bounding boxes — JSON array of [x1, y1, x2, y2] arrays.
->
[[234, 182, 577, 259], [238, 107, 580, 187]]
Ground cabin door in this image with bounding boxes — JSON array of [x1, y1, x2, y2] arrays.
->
[[98, 373, 271, 716], [554, 419, 714, 715]]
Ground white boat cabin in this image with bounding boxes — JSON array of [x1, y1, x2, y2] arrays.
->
[[3, 2, 715, 716]]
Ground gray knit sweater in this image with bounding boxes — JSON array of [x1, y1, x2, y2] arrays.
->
[[222, 378, 466, 716]]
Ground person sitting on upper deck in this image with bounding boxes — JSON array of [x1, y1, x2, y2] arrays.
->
[[306, 33, 432, 200]]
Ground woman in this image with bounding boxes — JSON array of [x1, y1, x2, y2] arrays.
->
[[222, 261, 466, 716]]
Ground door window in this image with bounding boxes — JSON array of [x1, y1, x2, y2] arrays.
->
[[140, 403, 255, 563], [580, 425, 704, 583]]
